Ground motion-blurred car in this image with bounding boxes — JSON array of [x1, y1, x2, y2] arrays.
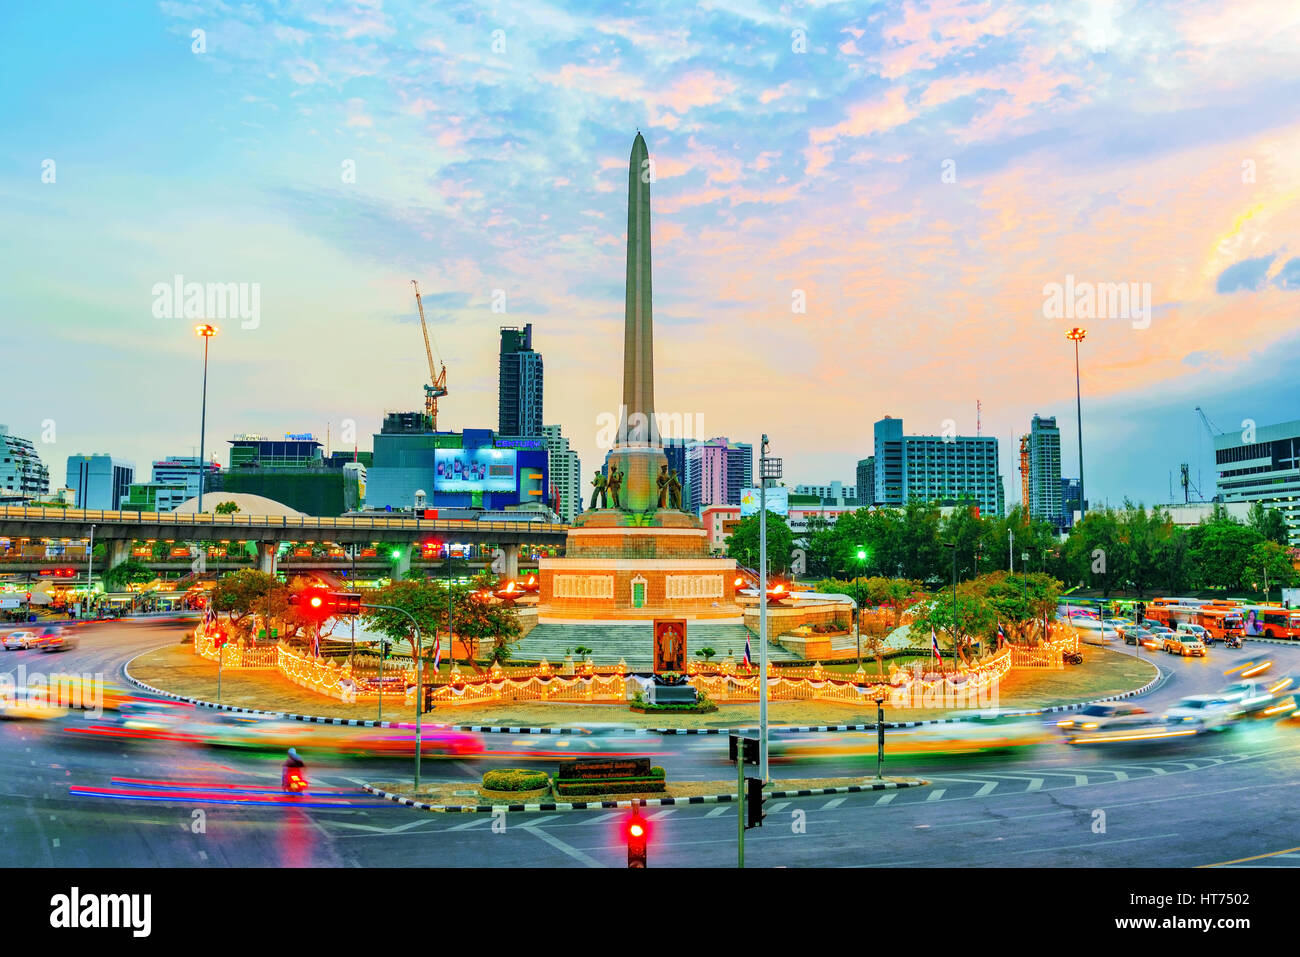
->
[[39, 632, 80, 653], [29, 626, 66, 650], [1164, 695, 1239, 731], [771, 713, 1051, 761], [1075, 620, 1120, 645], [2, 631, 38, 650], [1057, 702, 1153, 733], [1121, 626, 1153, 646], [1218, 677, 1296, 717], [1163, 633, 1206, 657]]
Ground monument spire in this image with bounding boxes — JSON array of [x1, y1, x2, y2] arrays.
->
[[620, 131, 660, 448]]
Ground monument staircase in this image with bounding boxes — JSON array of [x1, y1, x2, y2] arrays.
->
[[512, 622, 799, 669]]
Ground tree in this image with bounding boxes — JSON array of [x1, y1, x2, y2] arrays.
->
[[910, 583, 999, 666], [725, 511, 794, 573], [103, 559, 154, 592], [1243, 542, 1297, 597], [1248, 501, 1291, 546], [458, 572, 523, 669], [694, 647, 717, 662], [1188, 519, 1263, 592], [363, 578, 449, 661], [209, 569, 278, 633], [214, 501, 241, 515]]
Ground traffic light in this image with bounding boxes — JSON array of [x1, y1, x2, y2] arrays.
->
[[745, 776, 765, 829], [333, 592, 362, 614], [626, 810, 648, 868], [289, 585, 333, 622]]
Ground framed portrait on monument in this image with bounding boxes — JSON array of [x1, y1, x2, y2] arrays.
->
[[654, 619, 687, 673]]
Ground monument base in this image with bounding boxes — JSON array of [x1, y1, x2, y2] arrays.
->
[[603, 445, 669, 514]]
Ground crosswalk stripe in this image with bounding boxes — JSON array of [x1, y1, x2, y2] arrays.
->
[[822, 797, 846, 809], [647, 808, 677, 820], [706, 806, 730, 817], [448, 817, 491, 831], [875, 792, 898, 806], [768, 802, 790, 813], [926, 789, 946, 802]]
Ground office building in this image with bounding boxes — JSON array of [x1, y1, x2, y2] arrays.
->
[[1027, 415, 1063, 525], [228, 433, 324, 470], [66, 454, 135, 510], [794, 481, 859, 506], [856, 456, 874, 506], [1214, 417, 1300, 545], [872, 416, 1003, 517], [121, 483, 191, 512], [1061, 478, 1087, 528], [0, 425, 50, 501], [498, 325, 544, 437], [151, 455, 220, 498], [541, 425, 581, 523], [366, 413, 549, 513], [684, 436, 751, 510]]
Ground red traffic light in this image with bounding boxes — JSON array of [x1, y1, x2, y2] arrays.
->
[[625, 811, 648, 868], [289, 585, 334, 622]]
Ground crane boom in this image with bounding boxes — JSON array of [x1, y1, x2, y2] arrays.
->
[[411, 280, 448, 429], [1194, 406, 1222, 436]]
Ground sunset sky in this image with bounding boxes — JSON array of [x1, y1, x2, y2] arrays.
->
[[2, 0, 1298, 510]]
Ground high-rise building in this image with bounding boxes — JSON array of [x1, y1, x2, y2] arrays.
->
[[498, 325, 544, 437], [1061, 478, 1087, 528], [1028, 415, 1063, 525], [1214, 417, 1300, 545], [151, 455, 221, 498], [872, 416, 1003, 517], [0, 425, 50, 501], [685, 437, 752, 510], [541, 425, 581, 523], [856, 456, 874, 506], [66, 454, 135, 509]]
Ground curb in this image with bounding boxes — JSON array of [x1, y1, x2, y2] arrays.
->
[[361, 778, 929, 813], [122, 651, 1164, 734]]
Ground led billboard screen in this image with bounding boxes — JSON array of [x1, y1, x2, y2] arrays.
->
[[434, 448, 517, 492], [740, 486, 788, 516]]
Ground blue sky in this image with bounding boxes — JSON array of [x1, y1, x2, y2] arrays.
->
[[1, 0, 1297, 508]]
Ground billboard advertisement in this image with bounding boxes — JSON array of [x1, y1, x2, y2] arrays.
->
[[434, 448, 517, 492], [740, 486, 788, 517]]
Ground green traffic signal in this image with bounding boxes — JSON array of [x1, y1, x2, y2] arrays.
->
[[856, 544, 867, 561]]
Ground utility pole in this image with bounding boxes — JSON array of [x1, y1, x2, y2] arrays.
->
[[758, 435, 782, 781]]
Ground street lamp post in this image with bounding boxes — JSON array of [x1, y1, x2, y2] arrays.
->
[[758, 435, 782, 781], [194, 324, 218, 514], [86, 524, 95, 618], [364, 602, 424, 787], [1008, 527, 1014, 573], [943, 542, 957, 671], [1066, 327, 1087, 521], [855, 545, 867, 669]]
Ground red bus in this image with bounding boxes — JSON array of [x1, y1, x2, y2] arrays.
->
[[1197, 607, 1244, 639], [1242, 607, 1300, 640]]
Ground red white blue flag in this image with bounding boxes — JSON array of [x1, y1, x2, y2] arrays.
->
[[931, 628, 941, 658], [997, 623, 1006, 647], [432, 632, 442, 673], [744, 633, 753, 669]]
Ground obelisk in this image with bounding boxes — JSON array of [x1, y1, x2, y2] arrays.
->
[[607, 132, 669, 514]]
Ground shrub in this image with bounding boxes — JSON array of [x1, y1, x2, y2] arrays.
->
[[482, 769, 549, 792]]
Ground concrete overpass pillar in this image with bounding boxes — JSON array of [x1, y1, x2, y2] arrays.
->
[[107, 539, 131, 568], [256, 542, 278, 575], [503, 543, 520, 579], [392, 546, 412, 579]]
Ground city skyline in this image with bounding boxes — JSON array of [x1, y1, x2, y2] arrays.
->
[[3, 1, 1299, 511]]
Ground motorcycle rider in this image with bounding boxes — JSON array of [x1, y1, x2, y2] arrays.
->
[[282, 748, 307, 790]]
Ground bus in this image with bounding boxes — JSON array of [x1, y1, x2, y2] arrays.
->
[[1146, 598, 1205, 629], [1196, 607, 1244, 640], [1241, 606, 1300, 640]]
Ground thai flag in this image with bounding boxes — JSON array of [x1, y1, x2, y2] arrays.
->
[[931, 628, 941, 658], [432, 632, 442, 673], [744, 633, 753, 670], [997, 623, 1006, 647]]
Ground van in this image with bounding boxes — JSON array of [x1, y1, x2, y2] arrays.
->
[[1177, 622, 1212, 645]]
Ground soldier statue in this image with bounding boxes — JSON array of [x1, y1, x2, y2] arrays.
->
[[668, 468, 683, 510], [606, 465, 623, 510], [589, 469, 607, 510], [656, 464, 670, 509]]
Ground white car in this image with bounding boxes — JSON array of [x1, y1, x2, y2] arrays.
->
[[1164, 695, 1240, 731], [1074, 619, 1119, 645], [1057, 702, 1154, 733], [1218, 678, 1296, 717], [2, 631, 37, 650]]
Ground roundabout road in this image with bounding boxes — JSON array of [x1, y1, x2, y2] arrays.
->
[[3, 623, 1299, 867]]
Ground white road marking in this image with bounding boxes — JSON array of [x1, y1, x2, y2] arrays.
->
[[875, 792, 898, 806], [822, 798, 846, 809], [705, 806, 730, 817], [926, 789, 947, 802], [522, 824, 605, 868], [448, 817, 492, 831], [929, 776, 999, 797], [647, 808, 677, 820], [768, 802, 790, 813]]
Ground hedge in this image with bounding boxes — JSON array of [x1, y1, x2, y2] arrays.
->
[[555, 767, 666, 796], [482, 769, 549, 792]]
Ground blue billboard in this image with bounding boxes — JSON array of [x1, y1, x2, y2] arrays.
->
[[434, 448, 517, 492]]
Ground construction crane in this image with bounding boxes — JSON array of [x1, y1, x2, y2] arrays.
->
[[411, 280, 448, 430], [1192, 407, 1223, 503], [1195, 406, 1223, 437]]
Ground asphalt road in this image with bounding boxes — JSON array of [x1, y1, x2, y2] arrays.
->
[[3, 621, 1299, 867]]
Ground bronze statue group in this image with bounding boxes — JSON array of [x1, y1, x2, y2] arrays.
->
[[589, 463, 682, 510]]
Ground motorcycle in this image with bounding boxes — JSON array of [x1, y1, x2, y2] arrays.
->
[[1062, 651, 1083, 665], [1224, 635, 1243, 649], [281, 765, 309, 794]]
